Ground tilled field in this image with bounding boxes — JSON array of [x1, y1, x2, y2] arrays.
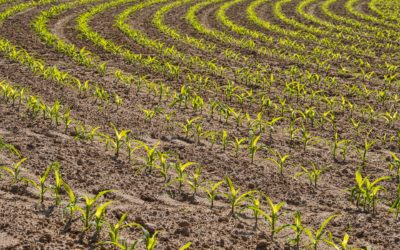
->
[[0, 0, 399, 249]]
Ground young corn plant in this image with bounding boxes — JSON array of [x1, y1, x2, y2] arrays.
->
[[246, 196, 261, 228], [63, 182, 78, 220], [224, 176, 257, 217], [164, 112, 175, 131], [185, 166, 203, 197], [332, 132, 351, 162], [286, 211, 304, 248], [324, 232, 351, 250], [110, 123, 131, 158], [194, 123, 203, 145], [264, 117, 283, 143], [389, 151, 400, 183], [221, 130, 228, 151], [24, 163, 53, 205], [101, 213, 139, 249], [76, 190, 114, 231], [141, 227, 158, 250], [257, 195, 286, 238], [350, 118, 362, 138], [1, 157, 27, 184], [349, 170, 390, 213], [142, 109, 156, 124], [138, 141, 160, 174], [288, 122, 299, 148], [94, 201, 112, 234], [357, 139, 376, 167], [389, 184, 400, 220], [180, 117, 201, 139], [266, 148, 290, 175], [295, 163, 323, 188], [114, 94, 123, 110], [155, 151, 170, 182], [205, 131, 218, 149], [248, 134, 262, 164], [74, 125, 100, 142], [231, 136, 246, 157], [202, 180, 224, 209], [0, 137, 21, 157], [299, 125, 319, 151], [52, 163, 63, 205], [126, 140, 142, 163], [62, 108, 73, 133], [170, 162, 196, 192], [303, 214, 338, 250], [98, 62, 107, 76]]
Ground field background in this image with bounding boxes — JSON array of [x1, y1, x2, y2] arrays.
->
[[0, 0, 399, 249]]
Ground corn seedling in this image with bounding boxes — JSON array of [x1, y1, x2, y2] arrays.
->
[[142, 108, 156, 124], [76, 190, 114, 231], [101, 213, 139, 249], [299, 125, 319, 151], [140, 226, 158, 250], [164, 112, 175, 130], [264, 117, 283, 143], [74, 124, 99, 142], [98, 62, 107, 76], [246, 196, 261, 228], [221, 130, 228, 151], [94, 201, 112, 234], [349, 170, 390, 213], [63, 182, 78, 220], [1, 157, 27, 184], [267, 148, 290, 175], [106, 213, 132, 243], [248, 134, 262, 164], [389, 151, 400, 183], [224, 176, 257, 217], [303, 214, 338, 250], [194, 123, 203, 144], [389, 184, 400, 220], [62, 108, 73, 133], [110, 123, 131, 158], [295, 163, 323, 188], [332, 132, 351, 162], [114, 94, 123, 110], [138, 141, 160, 174], [0, 137, 21, 157], [324, 232, 350, 250], [185, 165, 203, 196], [205, 131, 218, 149], [202, 179, 224, 209], [357, 139, 375, 167], [126, 140, 142, 163], [231, 136, 246, 157], [180, 117, 201, 138], [24, 163, 52, 205], [50, 99, 62, 126], [286, 211, 303, 248], [52, 162, 63, 205], [170, 161, 196, 192], [77, 79, 90, 97], [288, 122, 299, 147], [155, 151, 170, 182], [256, 195, 286, 238]]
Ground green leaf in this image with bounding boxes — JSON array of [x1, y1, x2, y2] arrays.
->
[[179, 242, 192, 250]]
